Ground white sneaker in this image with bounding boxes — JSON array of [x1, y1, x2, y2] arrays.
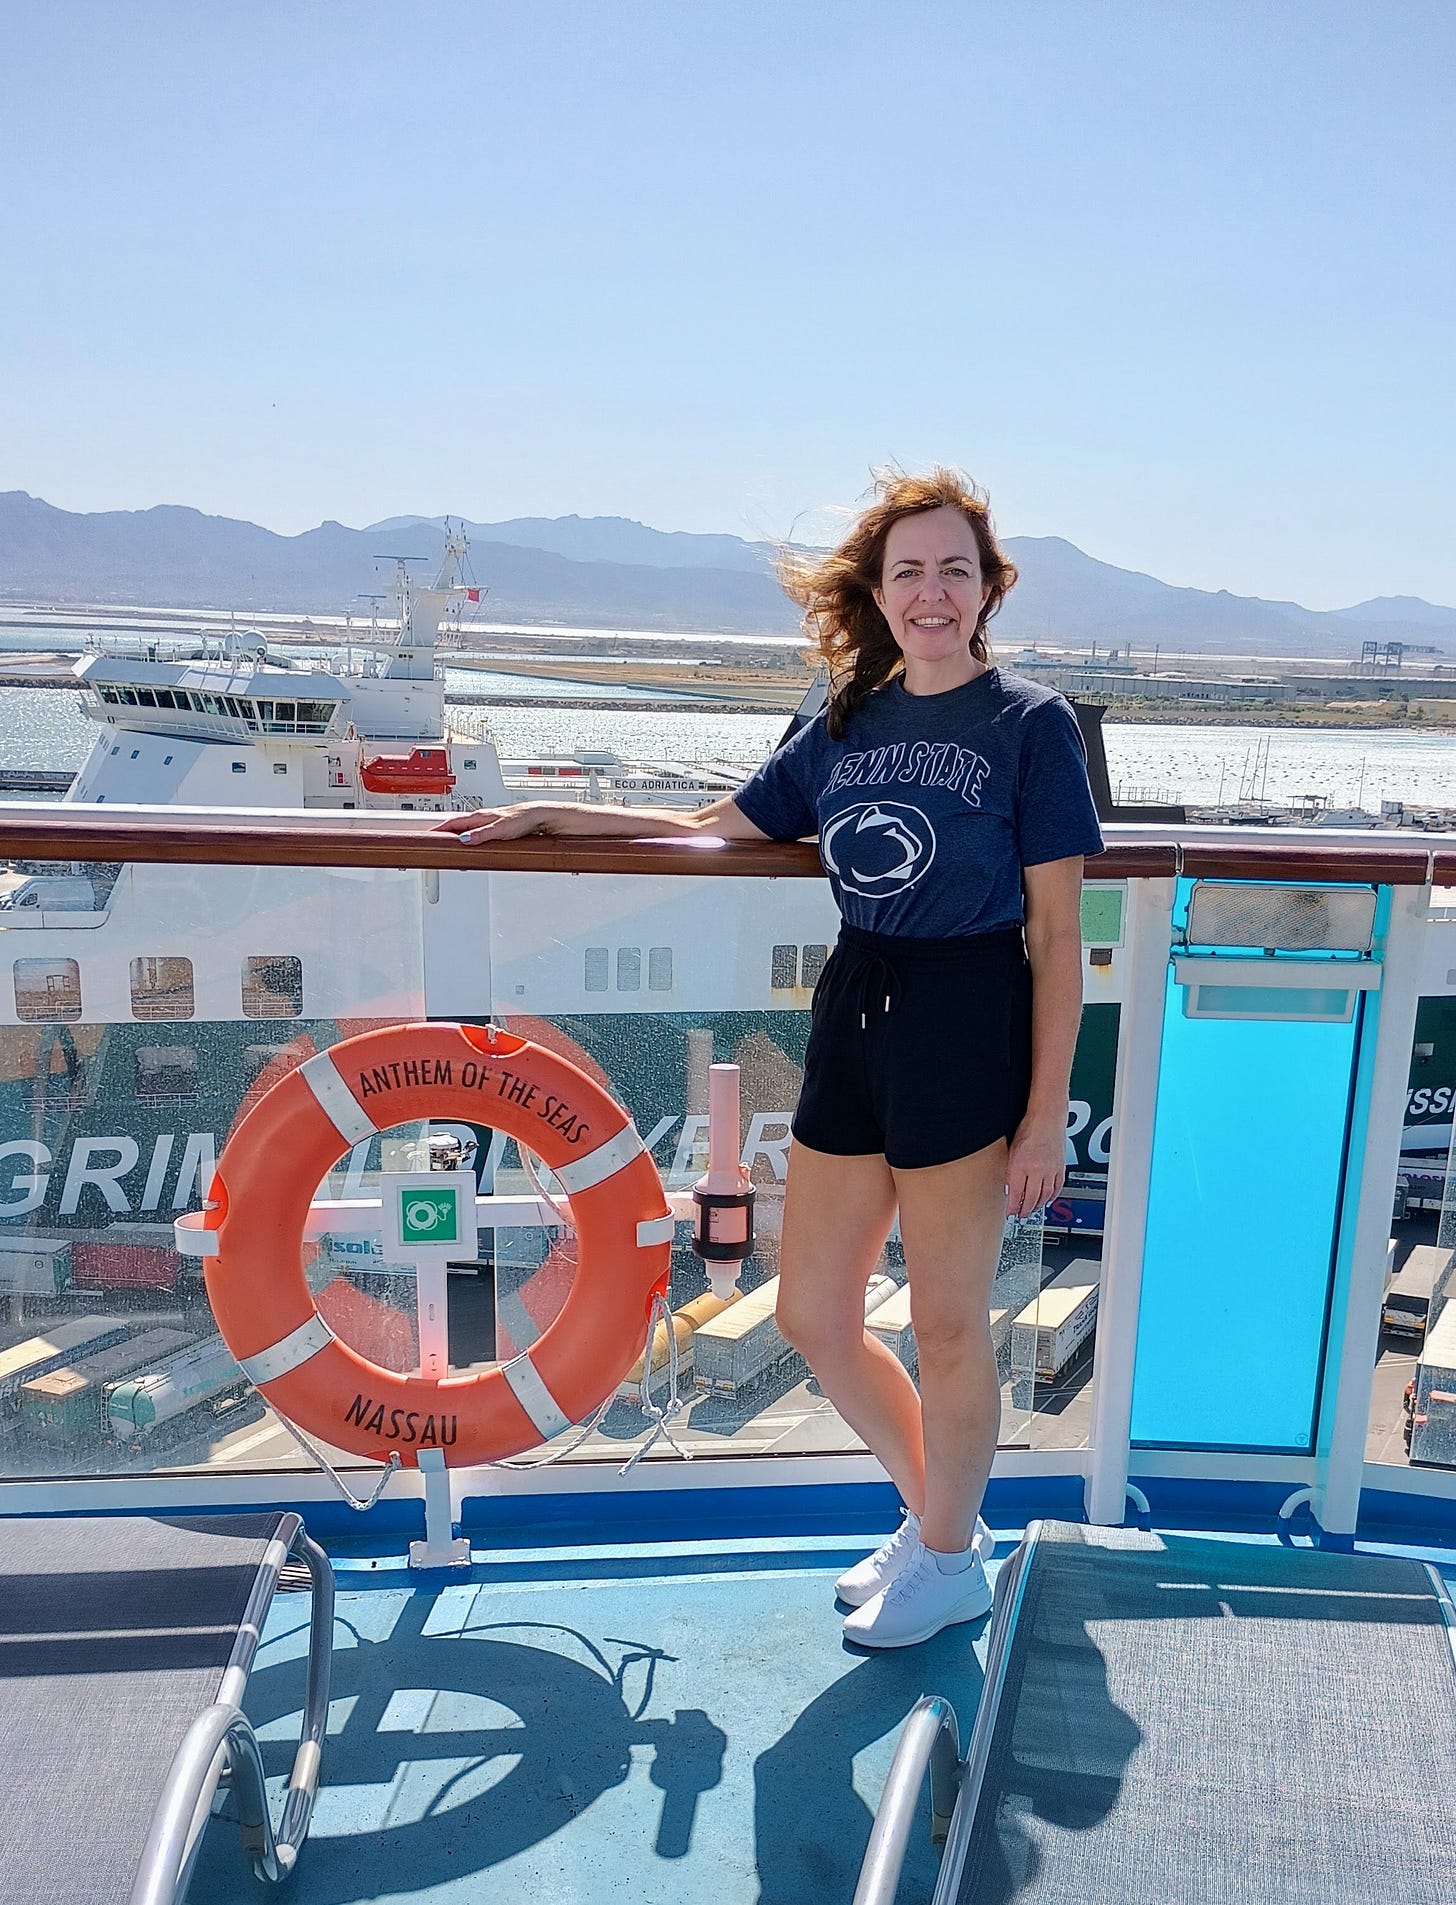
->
[[842, 1546, 993, 1648], [835, 1513, 995, 1608]]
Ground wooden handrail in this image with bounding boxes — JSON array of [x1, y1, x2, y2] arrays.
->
[[1177, 839, 1432, 884], [0, 813, 1440, 883]]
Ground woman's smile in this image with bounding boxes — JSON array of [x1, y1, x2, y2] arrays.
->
[[874, 504, 992, 690]]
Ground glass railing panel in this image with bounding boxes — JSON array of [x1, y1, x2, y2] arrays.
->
[[0, 855, 427, 1480], [482, 868, 1113, 1462], [1367, 997, 1456, 1468], [484, 866, 844, 1463], [1130, 955, 1361, 1452], [0, 840, 1121, 1482]]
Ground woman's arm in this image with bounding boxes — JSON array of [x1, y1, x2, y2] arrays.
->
[[431, 792, 770, 843], [1006, 855, 1085, 1219]]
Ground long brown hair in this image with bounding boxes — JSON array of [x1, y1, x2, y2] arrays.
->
[[779, 467, 1018, 739]]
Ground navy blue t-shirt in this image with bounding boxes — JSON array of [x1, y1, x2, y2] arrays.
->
[[733, 669, 1103, 937]]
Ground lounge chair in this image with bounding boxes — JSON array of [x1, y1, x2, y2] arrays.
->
[[0, 1510, 333, 1905]]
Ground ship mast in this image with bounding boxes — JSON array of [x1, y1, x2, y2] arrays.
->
[[381, 527, 471, 682]]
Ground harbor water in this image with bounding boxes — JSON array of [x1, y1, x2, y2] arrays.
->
[[1, 678, 1455, 811]]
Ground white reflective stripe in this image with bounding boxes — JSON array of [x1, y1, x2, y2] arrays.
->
[[636, 1213, 676, 1247], [501, 1353, 573, 1440], [553, 1124, 644, 1195], [299, 1051, 376, 1146], [238, 1313, 337, 1386]]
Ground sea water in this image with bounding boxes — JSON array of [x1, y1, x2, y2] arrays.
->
[[1, 680, 1455, 811]]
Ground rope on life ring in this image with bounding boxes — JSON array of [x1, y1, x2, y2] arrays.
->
[[201, 1022, 673, 1468]]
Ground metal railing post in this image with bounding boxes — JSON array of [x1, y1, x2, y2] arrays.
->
[[1315, 880, 1430, 1536]]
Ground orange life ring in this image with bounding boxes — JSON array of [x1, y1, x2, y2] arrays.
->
[[201, 1022, 673, 1467]]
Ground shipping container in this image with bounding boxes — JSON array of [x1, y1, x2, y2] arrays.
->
[[69, 1223, 181, 1293], [0, 1316, 132, 1405], [19, 1327, 192, 1441], [1011, 1261, 1101, 1382], [0, 1237, 72, 1298], [1382, 1245, 1455, 1339], [692, 1273, 896, 1398], [1408, 1302, 1456, 1467], [617, 1290, 742, 1399], [865, 1283, 917, 1375]]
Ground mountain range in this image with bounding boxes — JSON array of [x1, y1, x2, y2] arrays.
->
[[1, 491, 1452, 659]]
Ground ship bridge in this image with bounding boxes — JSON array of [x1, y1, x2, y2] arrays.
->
[[76, 653, 352, 741], [0, 809, 1454, 1903]]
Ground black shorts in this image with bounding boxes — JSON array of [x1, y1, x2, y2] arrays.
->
[[792, 922, 1033, 1170]]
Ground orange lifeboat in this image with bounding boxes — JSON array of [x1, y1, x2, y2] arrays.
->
[[359, 747, 456, 795]]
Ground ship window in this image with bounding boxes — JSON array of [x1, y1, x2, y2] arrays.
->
[[648, 946, 673, 991], [154, 690, 175, 710], [616, 947, 641, 992], [584, 948, 609, 993], [120, 687, 138, 704], [130, 750, 139, 760], [273, 762, 287, 775], [771, 944, 798, 988], [272, 701, 296, 728], [199, 694, 220, 714], [801, 943, 829, 988], [232, 761, 246, 773], [130, 955, 195, 1022], [134, 1044, 198, 1102], [242, 955, 304, 1019], [136, 688, 158, 707], [14, 958, 82, 1023], [255, 701, 274, 723], [110, 746, 119, 756], [464, 758, 478, 771]]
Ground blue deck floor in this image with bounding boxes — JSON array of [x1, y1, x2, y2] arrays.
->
[[193, 1530, 994, 1905], [191, 1521, 1456, 1905]]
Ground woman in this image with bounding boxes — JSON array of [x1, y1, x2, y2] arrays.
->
[[437, 469, 1102, 1647]]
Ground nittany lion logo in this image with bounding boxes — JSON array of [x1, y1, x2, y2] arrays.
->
[[821, 801, 937, 899]]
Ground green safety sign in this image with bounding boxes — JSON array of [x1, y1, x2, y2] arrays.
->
[[399, 1187, 460, 1247], [379, 1171, 475, 1256]]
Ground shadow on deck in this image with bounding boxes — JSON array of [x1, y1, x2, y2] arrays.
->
[[193, 1541, 992, 1905]]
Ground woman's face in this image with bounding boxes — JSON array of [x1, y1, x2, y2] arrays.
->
[[873, 506, 991, 666]]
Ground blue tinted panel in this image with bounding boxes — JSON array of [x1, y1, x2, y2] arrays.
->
[[1130, 965, 1358, 1450]]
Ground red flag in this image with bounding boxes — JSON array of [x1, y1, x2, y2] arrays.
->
[[465, 587, 481, 602]]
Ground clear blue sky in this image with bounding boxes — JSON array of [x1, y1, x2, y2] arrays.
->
[[3, 1, 1453, 609]]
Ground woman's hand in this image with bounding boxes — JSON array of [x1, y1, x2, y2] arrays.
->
[[432, 805, 548, 842], [1005, 1107, 1067, 1221]]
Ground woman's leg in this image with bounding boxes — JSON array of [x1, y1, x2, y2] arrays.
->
[[891, 1139, 1009, 1555], [774, 1139, 927, 1506]]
